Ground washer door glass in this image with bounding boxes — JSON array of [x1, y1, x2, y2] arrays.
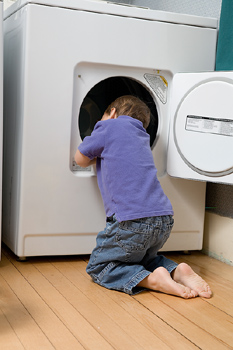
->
[[79, 76, 158, 147]]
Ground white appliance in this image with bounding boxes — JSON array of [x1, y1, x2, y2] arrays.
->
[[3, 0, 220, 259], [0, 1, 3, 257], [168, 71, 233, 183]]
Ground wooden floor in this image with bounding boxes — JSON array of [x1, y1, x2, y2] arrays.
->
[[0, 245, 233, 350]]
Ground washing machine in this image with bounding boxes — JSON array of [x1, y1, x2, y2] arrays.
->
[[3, 0, 219, 258]]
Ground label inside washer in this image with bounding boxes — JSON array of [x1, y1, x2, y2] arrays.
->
[[144, 74, 167, 104], [185, 115, 233, 137]]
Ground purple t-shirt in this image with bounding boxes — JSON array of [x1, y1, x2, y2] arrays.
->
[[78, 115, 173, 222]]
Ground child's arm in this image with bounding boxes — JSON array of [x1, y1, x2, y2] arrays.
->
[[75, 150, 96, 168]]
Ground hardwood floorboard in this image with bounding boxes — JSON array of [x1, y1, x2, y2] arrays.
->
[[169, 252, 233, 283], [50, 259, 171, 350], [103, 289, 198, 350], [152, 293, 232, 348], [0, 252, 84, 350], [0, 277, 25, 350], [32, 259, 136, 350], [62, 259, 198, 349], [134, 293, 230, 350], [0, 245, 233, 350], [166, 253, 233, 317]]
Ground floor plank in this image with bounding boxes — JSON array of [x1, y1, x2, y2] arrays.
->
[[63, 258, 198, 349], [50, 259, 172, 350], [0, 253, 84, 350], [134, 292, 230, 350], [167, 252, 233, 317], [1, 245, 233, 350], [0, 277, 25, 350]]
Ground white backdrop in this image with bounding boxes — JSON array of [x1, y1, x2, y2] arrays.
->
[[4, 0, 222, 19], [109, 0, 222, 20]]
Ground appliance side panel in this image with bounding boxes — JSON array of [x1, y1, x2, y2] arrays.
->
[[0, 2, 3, 257], [2, 6, 27, 251]]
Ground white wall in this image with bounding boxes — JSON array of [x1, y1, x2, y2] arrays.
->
[[204, 213, 233, 266], [5, 0, 222, 17], [110, 0, 222, 19]]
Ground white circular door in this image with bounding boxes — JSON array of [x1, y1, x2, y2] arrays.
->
[[174, 79, 233, 176]]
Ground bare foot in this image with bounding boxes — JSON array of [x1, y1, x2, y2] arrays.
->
[[138, 267, 198, 299], [172, 263, 212, 298]]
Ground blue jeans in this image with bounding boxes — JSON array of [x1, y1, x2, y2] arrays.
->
[[86, 215, 177, 295]]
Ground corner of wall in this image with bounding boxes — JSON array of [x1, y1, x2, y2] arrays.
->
[[203, 211, 233, 266]]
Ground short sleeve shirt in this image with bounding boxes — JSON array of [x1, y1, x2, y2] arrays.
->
[[78, 115, 173, 222]]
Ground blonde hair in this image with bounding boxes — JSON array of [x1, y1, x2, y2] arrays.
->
[[105, 95, 151, 129]]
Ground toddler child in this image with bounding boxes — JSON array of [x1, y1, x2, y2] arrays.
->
[[75, 95, 212, 298]]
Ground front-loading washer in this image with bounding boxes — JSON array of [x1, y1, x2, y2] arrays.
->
[[3, 0, 218, 258]]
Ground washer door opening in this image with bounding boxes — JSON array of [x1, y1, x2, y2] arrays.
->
[[79, 77, 158, 147]]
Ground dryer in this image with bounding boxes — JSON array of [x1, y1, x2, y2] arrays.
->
[[168, 71, 233, 183], [3, 0, 218, 258]]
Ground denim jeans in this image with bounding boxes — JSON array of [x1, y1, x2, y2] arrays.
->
[[86, 215, 177, 295]]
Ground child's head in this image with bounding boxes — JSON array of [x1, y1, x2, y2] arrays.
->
[[104, 95, 151, 129]]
